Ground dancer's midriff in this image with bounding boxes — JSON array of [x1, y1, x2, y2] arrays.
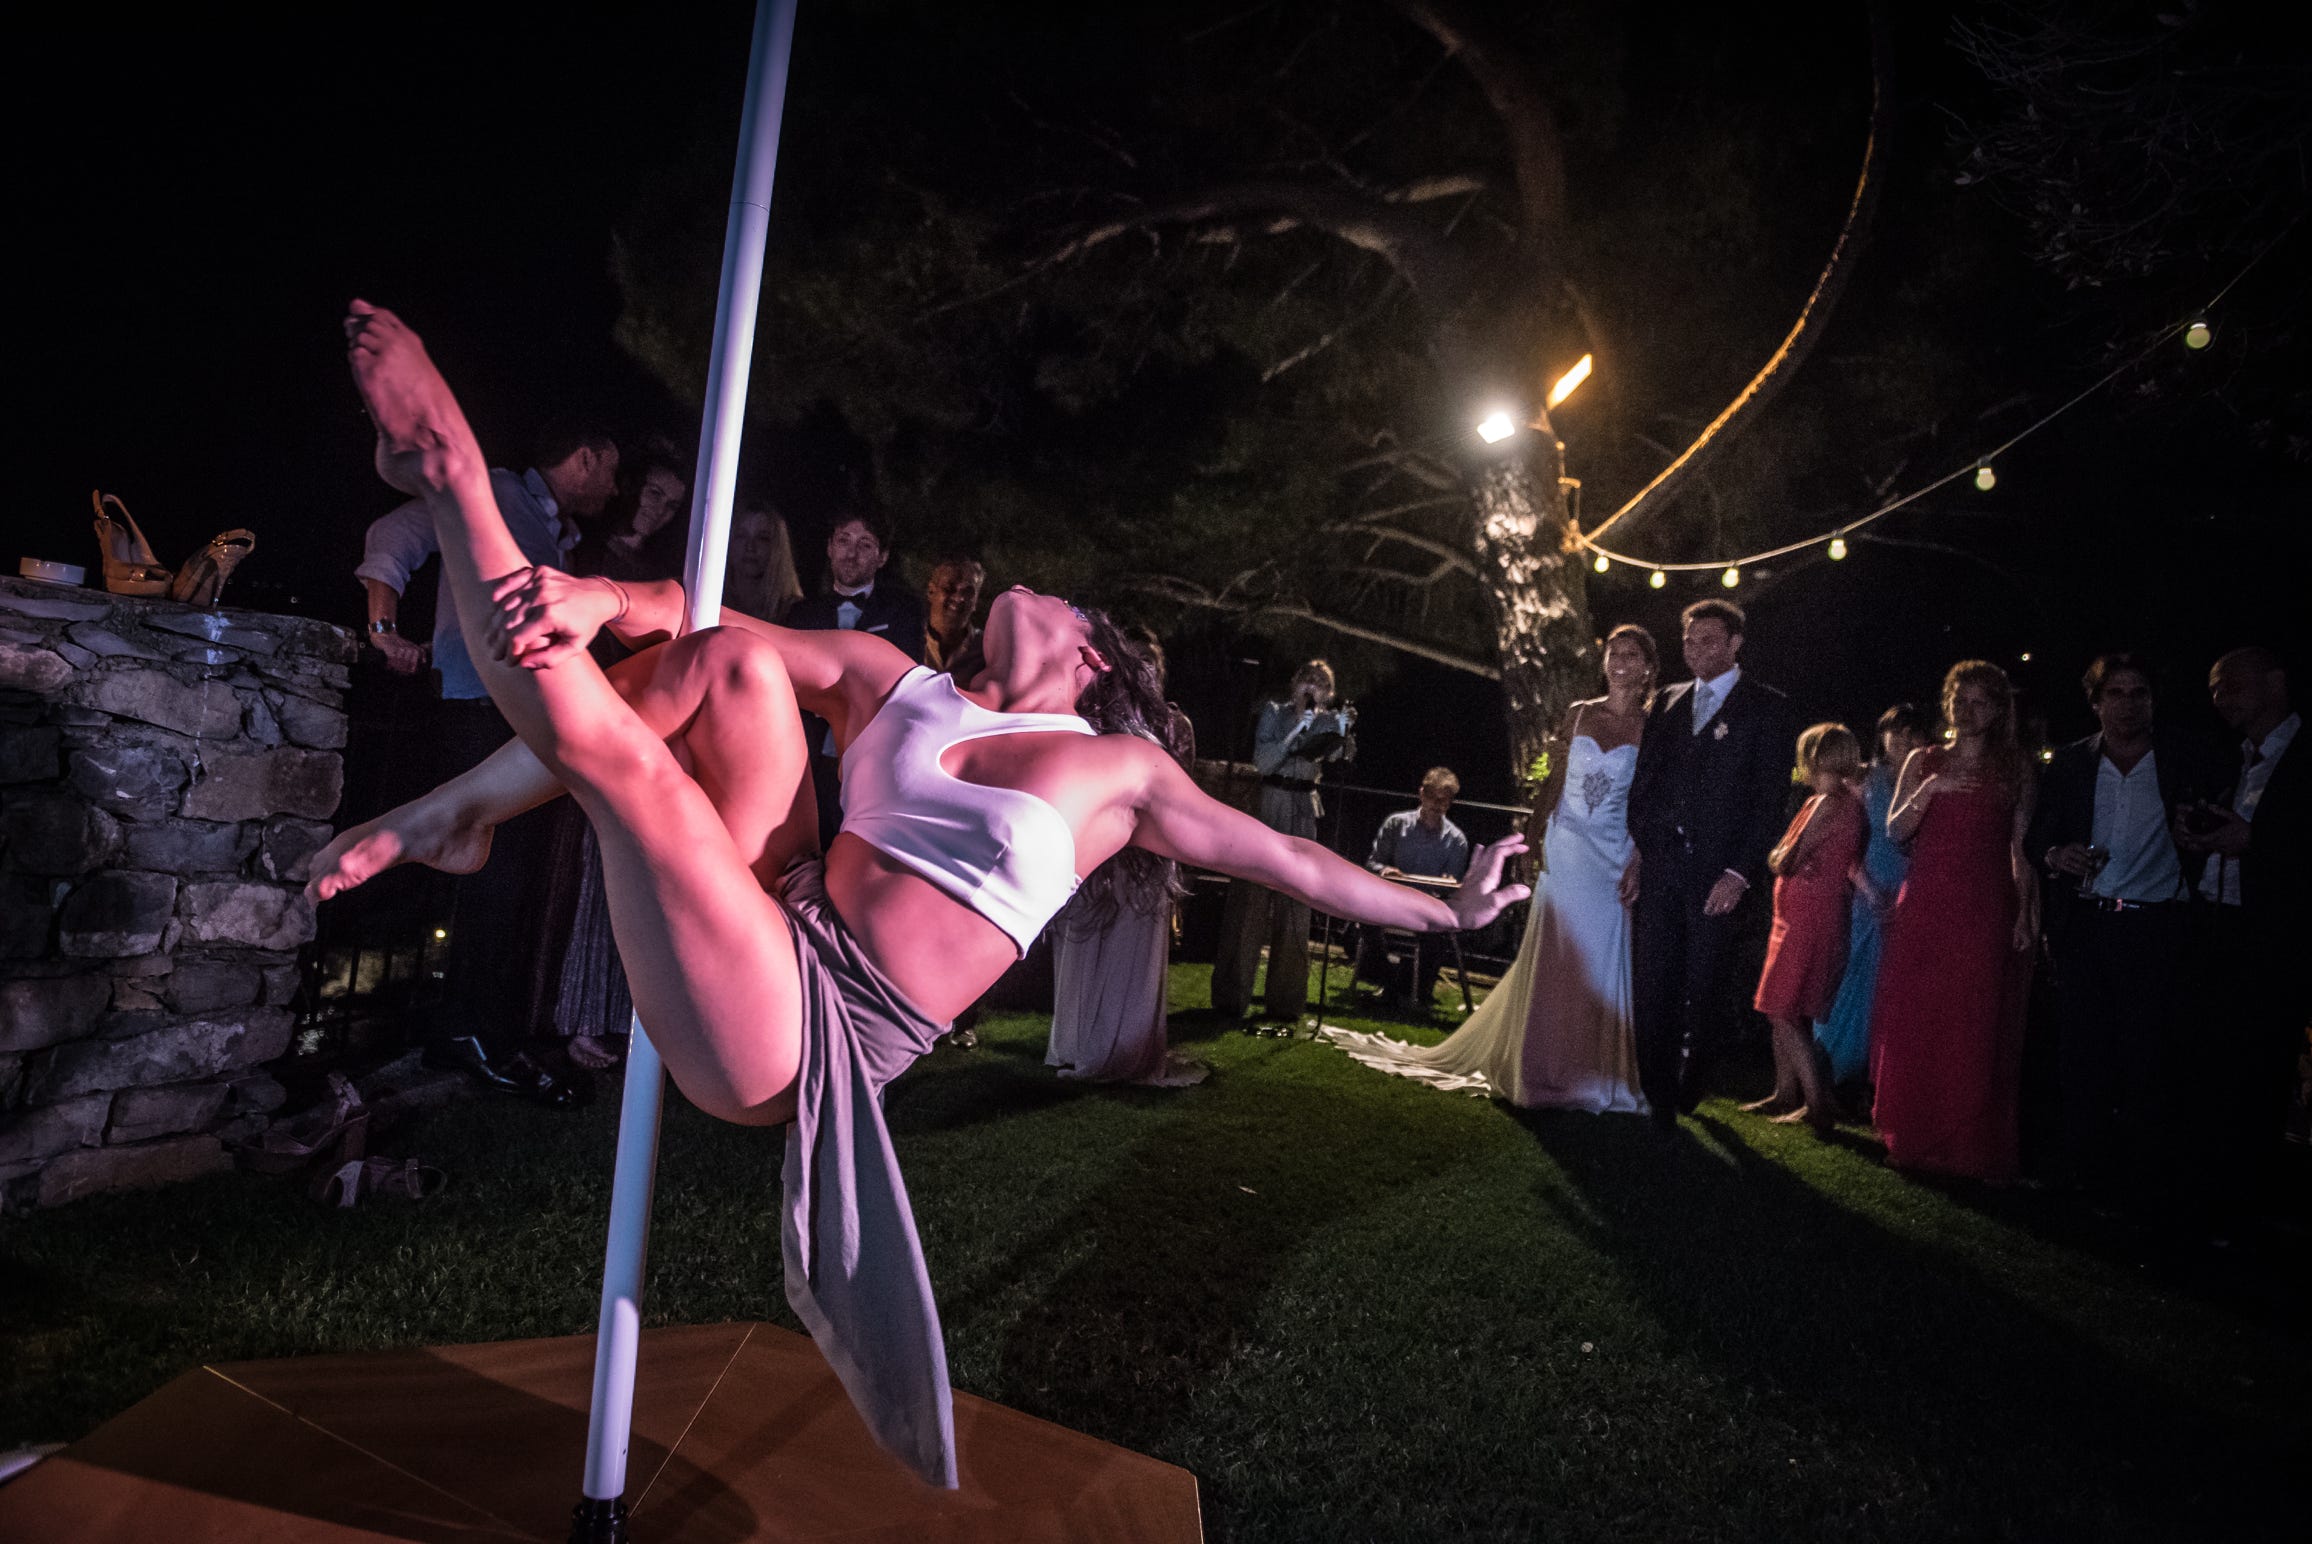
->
[[821, 833, 1022, 1023]]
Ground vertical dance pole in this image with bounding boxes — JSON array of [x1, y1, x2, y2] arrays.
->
[[572, 2, 799, 1539]]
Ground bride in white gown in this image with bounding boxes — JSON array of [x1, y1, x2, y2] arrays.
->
[[1326, 625, 1655, 1112]]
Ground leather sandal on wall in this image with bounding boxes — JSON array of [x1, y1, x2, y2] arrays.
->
[[169, 528, 257, 606], [90, 491, 172, 596]]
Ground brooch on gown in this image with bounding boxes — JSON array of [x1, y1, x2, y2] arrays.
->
[[1581, 767, 1613, 813], [1713, 720, 1730, 740]]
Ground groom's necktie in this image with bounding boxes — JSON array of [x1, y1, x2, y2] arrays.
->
[[1691, 682, 1713, 735]]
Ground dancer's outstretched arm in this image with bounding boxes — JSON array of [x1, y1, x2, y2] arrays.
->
[[1128, 745, 1529, 933]]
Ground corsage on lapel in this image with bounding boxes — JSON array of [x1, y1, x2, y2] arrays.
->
[[1712, 720, 1731, 741]]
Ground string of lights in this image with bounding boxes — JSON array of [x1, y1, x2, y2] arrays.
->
[[1568, 241, 2281, 591]]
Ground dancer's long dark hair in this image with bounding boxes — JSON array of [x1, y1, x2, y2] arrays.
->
[[946, 606, 1185, 927]]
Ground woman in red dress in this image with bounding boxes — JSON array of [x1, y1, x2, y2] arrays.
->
[[1751, 722, 1868, 1131], [1868, 661, 2040, 1182]]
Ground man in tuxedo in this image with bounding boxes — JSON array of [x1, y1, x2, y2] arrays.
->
[[2174, 646, 2307, 1205], [787, 511, 928, 846], [1625, 599, 1797, 1129], [2027, 654, 2221, 1188]]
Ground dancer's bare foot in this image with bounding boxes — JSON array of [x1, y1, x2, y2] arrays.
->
[[1768, 1107, 1813, 1126], [1741, 1095, 1796, 1116], [342, 300, 477, 497], [305, 791, 494, 904]]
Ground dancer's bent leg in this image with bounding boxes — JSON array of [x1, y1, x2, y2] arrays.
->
[[311, 630, 820, 901], [345, 302, 806, 1125]]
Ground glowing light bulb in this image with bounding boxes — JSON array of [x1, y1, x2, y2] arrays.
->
[[2020, 651, 2033, 662], [1648, 569, 1667, 589], [2038, 748, 2054, 764], [1546, 353, 1594, 409], [1721, 566, 1740, 589], [1476, 410, 1518, 444], [1974, 461, 1997, 492], [2184, 319, 2212, 350], [1593, 553, 1611, 574], [1827, 537, 1848, 561], [432, 928, 448, 940]]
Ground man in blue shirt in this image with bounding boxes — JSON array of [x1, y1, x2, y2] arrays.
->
[[352, 423, 620, 1093], [1357, 767, 1472, 1011]]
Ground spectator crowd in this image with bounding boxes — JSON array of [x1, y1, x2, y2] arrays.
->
[[342, 420, 2306, 1238]]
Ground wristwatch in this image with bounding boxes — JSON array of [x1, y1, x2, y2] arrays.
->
[[368, 618, 398, 636]]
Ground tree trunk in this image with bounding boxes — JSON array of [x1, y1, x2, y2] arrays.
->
[[1466, 436, 1595, 786]]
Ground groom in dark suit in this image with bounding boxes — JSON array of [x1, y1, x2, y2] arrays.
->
[[1625, 599, 1797, 1129]]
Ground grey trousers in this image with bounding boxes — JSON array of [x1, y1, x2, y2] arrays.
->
[[1211, 785, 1318, 1020]]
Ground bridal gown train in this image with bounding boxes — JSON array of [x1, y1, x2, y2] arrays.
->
[[1325, 734, 1648, 1112]]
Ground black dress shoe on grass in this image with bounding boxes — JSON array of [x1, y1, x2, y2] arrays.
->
[[425, 1035, 585, 1110]]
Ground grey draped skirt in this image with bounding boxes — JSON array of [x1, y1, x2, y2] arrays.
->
[[776, 859, 956, 1488]]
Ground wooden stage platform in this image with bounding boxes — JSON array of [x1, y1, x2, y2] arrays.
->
[[0, 1321, 1202, 1542]]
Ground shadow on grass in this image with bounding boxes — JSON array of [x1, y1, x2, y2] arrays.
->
[[971, 1057, 1481, 1464], [1518, 1106, 2310, 1541]]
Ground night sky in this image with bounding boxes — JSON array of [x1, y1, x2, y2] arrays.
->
[[15, 4, 2307, 812]]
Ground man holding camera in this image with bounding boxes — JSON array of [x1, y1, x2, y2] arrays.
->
[[1213, 659, 1356, 1027]]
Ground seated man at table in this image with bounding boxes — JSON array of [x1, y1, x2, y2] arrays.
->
[[1358, 767, 1474, 1010]]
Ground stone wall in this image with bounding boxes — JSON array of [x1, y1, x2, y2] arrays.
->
[[0, 574, 354, 1211]]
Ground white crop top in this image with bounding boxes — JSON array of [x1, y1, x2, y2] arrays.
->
[[839, 667, 1097, 955]]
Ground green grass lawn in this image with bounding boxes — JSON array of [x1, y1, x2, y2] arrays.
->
[[4, 964, 2306, 1542]]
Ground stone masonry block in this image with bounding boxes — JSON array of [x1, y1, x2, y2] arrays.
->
[[58, 871, 179, 958], [74, 667, 244, 739], [33, 1010, 294, 1101], [66, 741, 190, 817], [179, 747, 342, 822], [121, 817, 257, 874], [273, 692, 350, 749], [258, 817, 335, 883], [106, 1081, 232, 1144], [0, 972, 113, 1052], [0, 792, 122, 874], [165, 959, 264, 1013], [0, 642, 73, 694], [0, 1093, 109, 1164], [178, 882, 315, 951], [0, 726, 60, 782], [36, 1133, 230, 1208], [0, 874, 58, 957]]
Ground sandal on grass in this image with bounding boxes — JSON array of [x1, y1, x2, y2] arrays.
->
[[247, 1073, 367, 1175], [311, 1156, 446, 1208]]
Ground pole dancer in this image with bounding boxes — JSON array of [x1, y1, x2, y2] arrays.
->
[[315, 301, 1531, 1488]]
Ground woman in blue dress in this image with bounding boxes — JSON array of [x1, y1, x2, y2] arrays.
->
[[1815, 703, 1934, 1088]]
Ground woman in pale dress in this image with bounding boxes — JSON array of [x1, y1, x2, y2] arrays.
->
[[1047, 631, 1207, 1086], [1326, 625, 1654, 1112]]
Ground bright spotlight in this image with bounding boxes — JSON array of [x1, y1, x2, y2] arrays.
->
[[1546, 354, 1594, 409], [1476, 410, 1519, 444]]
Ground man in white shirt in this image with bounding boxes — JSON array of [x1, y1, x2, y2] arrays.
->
[[2031, 654, 2218, 1187], [348, 423, 619, 1097], [2174, 646, 2308, 1205]]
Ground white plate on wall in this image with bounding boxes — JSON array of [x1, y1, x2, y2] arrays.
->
[[18, 557, 87, 585]]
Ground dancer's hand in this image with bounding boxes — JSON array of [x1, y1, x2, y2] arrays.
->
[[487, 566, 621, 669], [1618, 852, 1641, 907], [1447, 836, 1532, 932]]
